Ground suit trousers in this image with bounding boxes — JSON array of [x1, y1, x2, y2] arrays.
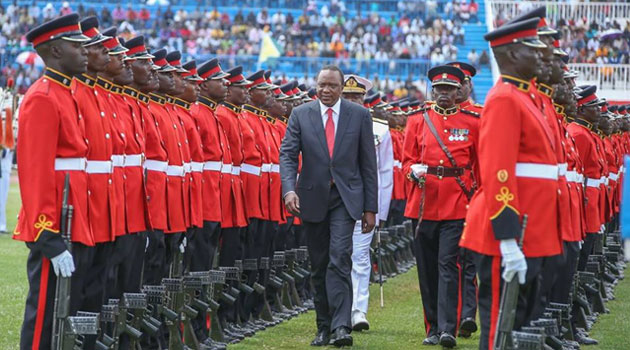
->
[[414, 219, 463, 337], [351, 221, 374, 314], [304, 185, 355, 333], [474, 253, 545, 350]]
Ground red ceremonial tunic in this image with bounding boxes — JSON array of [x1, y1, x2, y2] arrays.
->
[[402, 104, 479, 221], [14, 68, 92, 246], [215, 102, 248, 227], [120, 87, 150, 233], [73, 74, 116, 243], [460, 76, 562, 257], [176, 99, 204, 229], [137, 91, 168, 231], [96, 77, 126, 237], [264, 115, 285, 223], [240, 105, 267, 220], [390, 128, 406, 201], [567, 119, 604, 233], [195, 97, 225, 223]]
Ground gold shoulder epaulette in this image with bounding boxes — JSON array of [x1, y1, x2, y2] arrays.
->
[[461, 109, 480, 118]]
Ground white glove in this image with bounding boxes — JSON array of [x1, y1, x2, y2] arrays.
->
[[600, 224, 606, 234], [145, 236, 150, 252], [50, 250, 75, 278], [499, 239, 527, 284], [410, 164, 428, 177], [179, 236, 187, 253]]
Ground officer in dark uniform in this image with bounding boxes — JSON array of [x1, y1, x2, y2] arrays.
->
[[17, 13, 90, 350]]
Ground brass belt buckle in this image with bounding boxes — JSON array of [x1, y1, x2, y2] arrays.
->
[[436, 165, 445, 179]]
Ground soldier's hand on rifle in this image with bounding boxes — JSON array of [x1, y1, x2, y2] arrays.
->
[[51, 250, 75, 278], [284, 191, 300, 216], [499, 239, 527, 284]]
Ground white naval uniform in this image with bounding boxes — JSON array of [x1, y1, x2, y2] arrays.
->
[[351, 120, 393, 314]]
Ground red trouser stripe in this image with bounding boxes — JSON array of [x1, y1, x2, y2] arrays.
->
[[33, 258, 51, 350], [488, 256, 501, 350]]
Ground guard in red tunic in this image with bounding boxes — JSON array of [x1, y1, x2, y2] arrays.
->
[[446, 61, 483, 116], [402, 65, 479, 348], [17, 14, 90, 350], [458, 18, 562, 350], [122, 36, 167, 285], [97, 27, 146, 298], [567, 86, 606, 272], [195, 58, 230, 269], [73, 16, 116, 315], [215, 66, 251, 330]]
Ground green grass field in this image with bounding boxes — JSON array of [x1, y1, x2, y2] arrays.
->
[[1, 172, 629, 349]]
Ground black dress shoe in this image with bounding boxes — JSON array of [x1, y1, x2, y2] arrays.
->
[[310, 330, 330, 346], [439, 332, 457, 348], [330, 327, 353, 347], [422, 335, 439, 345], [575, 332, 599, 345], [459, 318, 478, 338]]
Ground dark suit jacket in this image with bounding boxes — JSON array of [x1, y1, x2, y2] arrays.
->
[[280, 98, 378, 222]]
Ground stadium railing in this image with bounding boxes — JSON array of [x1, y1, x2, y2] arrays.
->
[[489, 0, 630, 27], [570, 63, 630, 94]]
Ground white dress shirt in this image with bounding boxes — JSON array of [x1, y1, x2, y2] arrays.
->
[[319, 99, 341, 135]]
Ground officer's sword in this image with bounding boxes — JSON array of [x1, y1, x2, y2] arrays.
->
[[493, 214, 528, 350]]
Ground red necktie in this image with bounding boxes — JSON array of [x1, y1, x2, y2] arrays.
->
[[325, 108, 335, 157]]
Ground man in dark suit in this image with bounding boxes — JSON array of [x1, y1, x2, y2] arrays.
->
[[280, 65, 378, 347]]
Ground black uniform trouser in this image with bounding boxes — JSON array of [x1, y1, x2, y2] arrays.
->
[[218, 226, 245, 324], [388, 199, 406, 226], [143, 230, 166, 286], [414, 219, 463, 337], [106, 232, 145, 299], [577, 233, 598, 272], [276, 218, 294, 251], [81, 242, 114, 313], [550, 241, 581, 304], [187, 221, 220, 272], [20, 243, 94, 350], [459, 247, 478, 322], [164, 232, 184, 278], [303, 185, 355, 333], [475, 253, 545, 350]]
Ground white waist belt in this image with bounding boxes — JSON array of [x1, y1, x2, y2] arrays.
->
[[557, 163, 568, 176], [261, 163, 272, 173], [54, 157, 87, 171], [609, 172, 619, 181], [221, 164, 232, 174], [204, 161, 222, 172], [111, 155, 125, 167], [167, 165, 185, 177], [184, 163, 192, 174], [515, 163, 558, 180], [124, 154, 143, 167], [241, 163, 261, 176], [394, 160, 402, 168], [144, 159, 168, 172], [86, 160, 113, 174], [566, 171, 584, 184], [191, 162, 203, 172], [231, 166, 241, 176], [586, 178, 601, 187], [271, 164, 280, 173], [600, 176, 608, 186]]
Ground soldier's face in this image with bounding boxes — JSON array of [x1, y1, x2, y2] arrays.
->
[[553, 83, 569, 105], [580, 105, 600, 123], [513, 45, 541, 80], [227, 85, 248, 105], [270, 98, 286, 117], [114, 59, 134, 86], [456, 79, 471, 103], [85, 42, 110, 73], [249, 87, 269, 107], [342, 92, 365, 106], [316, 70, 343, 106], [283, 100, 293, 116], [171, 73, 185, 95], [202, 78, 228, 101], [57, 40, 88, 76], [180, 80, 198, 103], [131, 58, 153, 86], [104, 53, 124, 78], [433, 84, 458, 109], [158, 71, 174, 92], [550, 56, 564, 84]]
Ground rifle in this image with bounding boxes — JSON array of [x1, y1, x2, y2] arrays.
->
[[375, 224, 384, 308], [182, 274, 208, 349], [52, 174, 73, 350], [162, 278, 188, 350], [493, 214, 528, 350]]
